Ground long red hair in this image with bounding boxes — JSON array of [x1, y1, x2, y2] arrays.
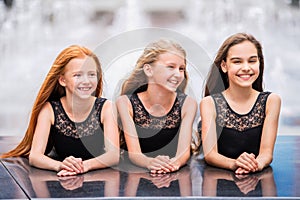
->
[[1, 45, 103, 158]]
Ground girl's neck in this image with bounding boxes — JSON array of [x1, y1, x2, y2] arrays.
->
[[138, 88, 176, 117], [223, 86, 257, 101], [61, 96, 96, 122], [222, 87, 259, 114]]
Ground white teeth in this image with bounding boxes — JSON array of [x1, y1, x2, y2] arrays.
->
[[239, 74, 251, 78], [79, 87, 91, 91], [170, 80, 178, 84]]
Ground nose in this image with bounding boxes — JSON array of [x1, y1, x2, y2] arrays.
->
[[242, 62, 251, 71], [82, 74, 90, 83], [174, 67, 182, 77]]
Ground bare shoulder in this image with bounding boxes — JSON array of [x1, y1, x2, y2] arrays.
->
[[103, 99, 113, 109], [266, 92, 281, 113], [200, 96, 214, 108], [116, 95, 133, 117], [183, 95, 197, 108], [40, 102, 53, 115], [181, 95, 197, 119], [102, 99, 113, 115], [38, 102, 54, 123], [116, 95, 130, 107], [268, 93, 281, 104]]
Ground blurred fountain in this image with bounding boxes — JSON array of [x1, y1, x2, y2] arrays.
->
[[0, 0, 300, 135]]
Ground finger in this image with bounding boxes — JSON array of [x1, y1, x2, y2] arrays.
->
[[236, 156, 257, 172], [150, 158, 171, 172], [242, 153, 258, 168], [235, 167, 250, 175], [57, 170, 77, 177], [63, 157, 83, 173]]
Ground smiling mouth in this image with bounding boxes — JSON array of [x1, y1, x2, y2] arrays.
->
[[78, 87, 92, 91], [169, 80, 179, 85], [237, 74, 253, 78]]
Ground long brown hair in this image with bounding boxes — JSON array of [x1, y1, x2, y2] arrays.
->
[[1, 45, 103, 158], [204, 33, 264, 97], [121, 38, 188, 95]]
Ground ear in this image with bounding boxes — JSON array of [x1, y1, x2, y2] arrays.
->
[[143, 64, 153, 77], [58, 75, 66, 87], [221, 60, 228, 73]]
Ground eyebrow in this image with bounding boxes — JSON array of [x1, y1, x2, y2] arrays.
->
[[229, 55, 258, 60]]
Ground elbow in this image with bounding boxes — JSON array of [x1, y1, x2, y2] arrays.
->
[[264, 154, 274, 167], [108, 149, 120, 166], [204, 155, 214, 166], [113, 151, 120, 166], [28, 153, 35, 166], [203, 152, 219, 168]]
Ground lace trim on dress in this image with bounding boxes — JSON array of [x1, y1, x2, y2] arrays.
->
[[51, 98, 106, 138], [212, 92, 271, 132], [129, 92, 187, 130]]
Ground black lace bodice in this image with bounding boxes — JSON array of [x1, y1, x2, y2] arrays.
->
[[212, 92, 271, 158], [47, 98, 107, 160], [128, 92, 187, 157], [130, 92, 186, 129], [213, 92, 270, 132]]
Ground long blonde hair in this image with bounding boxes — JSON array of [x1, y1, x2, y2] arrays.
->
[[1, 45, 103, 158], [121, 39, 188, 95]]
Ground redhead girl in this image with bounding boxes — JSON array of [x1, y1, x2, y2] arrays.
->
[[1, 45, 119, 176], [200, 33, 281, 174]]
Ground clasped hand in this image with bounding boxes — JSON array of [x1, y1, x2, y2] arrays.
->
[[235, 152, 260, 174], [57, 156, 84, 176], [148, 155, 180, 174]]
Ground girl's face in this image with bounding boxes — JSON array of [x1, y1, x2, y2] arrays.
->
[[221, 41, 260, 89], [59, 56, 98, 99], [148, 52, 185, 92]]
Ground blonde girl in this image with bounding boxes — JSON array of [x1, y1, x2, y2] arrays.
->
[[117, 39, 197, 174]]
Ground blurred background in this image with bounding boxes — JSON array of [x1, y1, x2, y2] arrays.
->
[[0, 0, 300, 136]]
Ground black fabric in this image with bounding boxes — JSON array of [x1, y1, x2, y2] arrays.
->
[[128, 92, 187, 157], [48, 98, 106, 160], [212, 92, 271, 159]]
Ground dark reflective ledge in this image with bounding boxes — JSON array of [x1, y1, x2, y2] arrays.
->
[[0, 135, 299, 199]]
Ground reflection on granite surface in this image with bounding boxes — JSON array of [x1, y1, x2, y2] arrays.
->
[[202, 164, 276, 197], [123, 165, 191, 197], [2, 157, 120, 198], [0, 135, 299, 199], [0, 161, 28, 199], [1, 156, 278, 199]]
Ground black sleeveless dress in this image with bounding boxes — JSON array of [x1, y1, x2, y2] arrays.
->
[[128, 92, 187, 158], [212, 92, 271, 159], [46, 98, 107, 160]]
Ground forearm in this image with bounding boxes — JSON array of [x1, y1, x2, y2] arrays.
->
[[256, 153, 273, 171], [128, 152, 153, 170], [205, 153, 237, 171], [172, 148, 191, 169], [29, 153, 61, 172], [84, 150, 119, 172]]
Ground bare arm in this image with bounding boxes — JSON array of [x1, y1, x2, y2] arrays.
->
[[256, 93, 281, 170], [116, 95, 154, 169], [200, 96, 237, 171], [171, 96, 197, 169], [29, 103, 64, 172]]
